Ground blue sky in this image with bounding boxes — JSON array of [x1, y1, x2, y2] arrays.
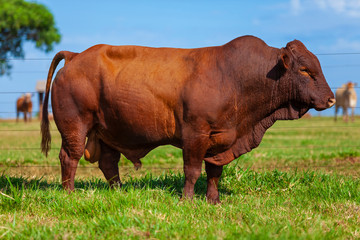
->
[[1, 0, 360, 118]]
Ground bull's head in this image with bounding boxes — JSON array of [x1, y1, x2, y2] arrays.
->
[[279, 40, 335, 116]]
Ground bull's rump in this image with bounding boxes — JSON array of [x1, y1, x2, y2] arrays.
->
[[52, 44, 198, 149]]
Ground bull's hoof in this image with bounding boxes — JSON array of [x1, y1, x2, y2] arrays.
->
[[109, 181, 122, 189], [206, 194, 221, 204], [207, 197, 221, 205], [62, 185, 75, 194], [179, 196, 193, 203]]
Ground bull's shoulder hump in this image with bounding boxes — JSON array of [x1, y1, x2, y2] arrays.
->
[[225, 35, 269, 48]]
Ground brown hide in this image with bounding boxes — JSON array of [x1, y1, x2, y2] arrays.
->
[[41, 35, 335, 203], [16, 94, 33, 122]]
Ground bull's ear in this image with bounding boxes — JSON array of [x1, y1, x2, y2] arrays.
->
[[280, 51, 291, 69]]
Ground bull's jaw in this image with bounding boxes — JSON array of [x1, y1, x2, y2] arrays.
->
[[272, 102, 309, 120]]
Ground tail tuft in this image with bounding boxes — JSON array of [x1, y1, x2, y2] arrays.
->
[[41, 111, 51, 157]]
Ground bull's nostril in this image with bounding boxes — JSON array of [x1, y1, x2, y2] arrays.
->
[[327, 98, 336, 108]]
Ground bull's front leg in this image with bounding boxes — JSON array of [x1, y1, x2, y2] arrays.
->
[[182, 133, 209, 200], [205, 162, 223, 204]]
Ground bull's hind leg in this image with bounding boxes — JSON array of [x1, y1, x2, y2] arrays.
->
[[205, 162, 223, 204], [59, 146, 81, 192], [57, 122, 89, 192], [98, 141, 121, 187]]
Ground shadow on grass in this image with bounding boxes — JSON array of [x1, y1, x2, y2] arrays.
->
[[0, 175, 61, 191], [0, 171, 234, 198], [121, 172, 228, 198]]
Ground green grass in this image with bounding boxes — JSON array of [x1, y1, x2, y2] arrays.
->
[[0, 117, 359, 239], [1, 169, 359, 239]]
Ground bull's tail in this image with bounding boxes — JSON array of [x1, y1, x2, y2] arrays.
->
[[41, 51, 78, 156]]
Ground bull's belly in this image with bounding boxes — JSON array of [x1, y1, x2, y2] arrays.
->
[[98, 132, 177, 161], [95, 110, 179, 160]]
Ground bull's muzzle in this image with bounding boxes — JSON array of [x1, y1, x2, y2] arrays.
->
[[327, 98, 336, 108]]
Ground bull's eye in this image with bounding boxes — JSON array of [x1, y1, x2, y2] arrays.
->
[[300, 67, 309, 74], [300, 67, 316, 80], [300, 67, 313, 77]]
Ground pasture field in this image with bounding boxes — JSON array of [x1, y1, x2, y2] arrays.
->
[[0, 117, 359, 239]]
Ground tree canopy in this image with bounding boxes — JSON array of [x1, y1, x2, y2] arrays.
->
[[0, 0, 61, 75]]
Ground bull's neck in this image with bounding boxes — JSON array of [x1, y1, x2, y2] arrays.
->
[[226, 47, 291, 125], [211, 40, 298, 158]]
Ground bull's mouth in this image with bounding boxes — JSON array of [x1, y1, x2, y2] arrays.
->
[[312, 97, 336, 111]]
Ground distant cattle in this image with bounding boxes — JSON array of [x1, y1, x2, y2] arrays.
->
[[41, 35, 335, 203], [16, 93, 33, 122], [335, 82, 357, 122]]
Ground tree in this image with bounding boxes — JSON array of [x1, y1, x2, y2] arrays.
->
[[0, 0, 61, 75]]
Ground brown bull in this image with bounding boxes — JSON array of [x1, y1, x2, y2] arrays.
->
[[41, 35, 335, 203], [16, 93, 33, 122]]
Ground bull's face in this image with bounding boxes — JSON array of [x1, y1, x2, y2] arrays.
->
[[280, 40, 335, 114]]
